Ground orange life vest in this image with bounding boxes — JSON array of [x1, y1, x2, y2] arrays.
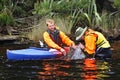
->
[[84, 29, 110, 54], [43, 29, 75, 50]]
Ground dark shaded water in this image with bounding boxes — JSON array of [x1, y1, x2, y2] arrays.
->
[[0, 41, 120, 80]]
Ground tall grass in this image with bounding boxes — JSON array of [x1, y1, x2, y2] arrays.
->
[[26, 17, 47, 41], [27, 0, 101, 41], [26, 0, 120, 41], [26, 15, 79, 41], [83, 0, 101, 27], [100, 10, 120, 31]]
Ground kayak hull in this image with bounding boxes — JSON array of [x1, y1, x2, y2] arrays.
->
[[6, 47, 57, 60]]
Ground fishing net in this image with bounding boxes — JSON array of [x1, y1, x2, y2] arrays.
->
[[71, 47, 86, 60], [63, 47, 86, 60]]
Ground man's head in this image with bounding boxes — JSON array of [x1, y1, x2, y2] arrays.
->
[[75, 27, 87, 41], [46, 19, 56, 31]]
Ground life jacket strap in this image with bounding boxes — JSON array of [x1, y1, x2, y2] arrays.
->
[[97, 40, 106, 48]]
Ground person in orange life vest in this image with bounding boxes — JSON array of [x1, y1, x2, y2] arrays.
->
[[43, 19, 75, 56], [75, 27, 112, 59]]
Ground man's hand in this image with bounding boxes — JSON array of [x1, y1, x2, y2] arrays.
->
[[79, 43, 84, 49], [70, 43, 84, 50], [60, 48, 66, 56]]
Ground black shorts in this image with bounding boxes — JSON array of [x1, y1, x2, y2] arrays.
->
[[95, 48, 112, 59]]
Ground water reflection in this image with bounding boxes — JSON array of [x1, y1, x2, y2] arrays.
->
[[1, 58, 119, 80], [0, 41, 120, 80], [82, 58, 97, 80], [38, 60, 71, 79]]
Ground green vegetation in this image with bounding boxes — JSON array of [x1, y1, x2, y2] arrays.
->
[[32, 0, 101, 36], [114, 0, 120, 9], [0, 0, 120, 41]]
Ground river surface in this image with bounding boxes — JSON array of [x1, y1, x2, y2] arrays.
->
[[0, 41, 120, 80]]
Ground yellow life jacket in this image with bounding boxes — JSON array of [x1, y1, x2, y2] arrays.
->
[[95, 31, 110, 48], [84, 29, 110, 54]]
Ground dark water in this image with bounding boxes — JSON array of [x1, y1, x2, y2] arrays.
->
[[0, 42, 120, 80]]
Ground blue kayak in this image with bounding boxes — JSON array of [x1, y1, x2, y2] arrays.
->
[[6, 47, 59, 60]]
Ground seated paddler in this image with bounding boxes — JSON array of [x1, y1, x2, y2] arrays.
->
[[43, 19, 75, 56]]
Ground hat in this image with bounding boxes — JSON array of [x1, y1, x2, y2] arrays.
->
[[75, 27, 87, 41]]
